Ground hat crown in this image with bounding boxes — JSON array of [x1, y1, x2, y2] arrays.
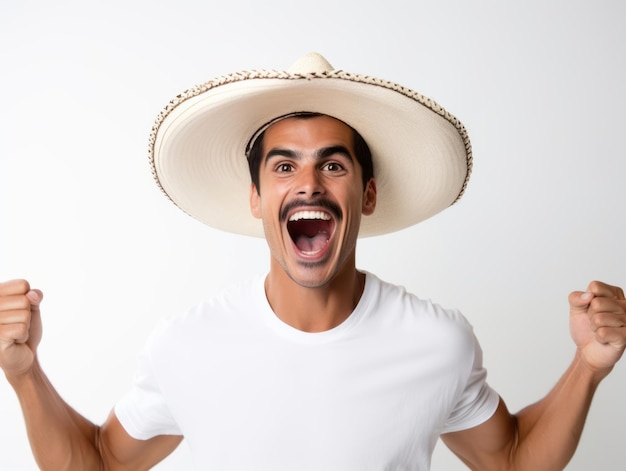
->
[[288, 52, 335, 74], [151, 53, 472, 237]]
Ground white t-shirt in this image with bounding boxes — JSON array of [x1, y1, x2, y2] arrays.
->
[[115, 272, 499, 470]]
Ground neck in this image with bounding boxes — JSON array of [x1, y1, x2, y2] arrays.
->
[[264, 258, 366, 333]]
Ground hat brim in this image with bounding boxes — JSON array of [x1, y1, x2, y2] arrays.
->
[[149, 68, 472, 237]]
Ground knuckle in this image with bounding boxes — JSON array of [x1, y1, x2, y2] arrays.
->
[[14, 279, 31, 293], [589, 280, 625, 299], [588, 280, 603, 292], [589, 296, 618, 313], [0, 323, 29, 343], [0, 295, 30, 313], [15, 295, 31, 310], [0, 279, 30, 296], [588, 297, 604, 312], [589, 280, 610, 295], [590, 312, 607, 330], [595, 326, 611, 342], [14, 324, 29, 342]]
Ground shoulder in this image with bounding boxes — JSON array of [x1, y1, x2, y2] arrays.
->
[[178, 277, 263, 320], [147, 276, 266, 346], [359, 273, 483, 378], [361, 272, 477, 354], [364, 272, 471, 328]]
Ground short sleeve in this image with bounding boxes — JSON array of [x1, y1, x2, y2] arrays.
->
[[441, 334, 500, 433], [114, 323, 182, 439]]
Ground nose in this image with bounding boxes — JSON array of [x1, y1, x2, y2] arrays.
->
[[295, 164, 325, 197]]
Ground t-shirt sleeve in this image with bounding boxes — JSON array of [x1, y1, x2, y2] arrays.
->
[[114, 321, 183, 440], [441, 333, 500, 434]]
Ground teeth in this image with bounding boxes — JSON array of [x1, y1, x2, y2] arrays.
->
[[289, 211, 331, 222]]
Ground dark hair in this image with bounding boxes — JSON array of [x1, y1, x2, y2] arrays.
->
[[246, 113, 374, 193]]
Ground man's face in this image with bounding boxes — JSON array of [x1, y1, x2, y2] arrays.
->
[[250, 115, 376, 288]]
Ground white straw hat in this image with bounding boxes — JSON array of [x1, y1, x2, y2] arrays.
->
[[149, 52, 472, 237]]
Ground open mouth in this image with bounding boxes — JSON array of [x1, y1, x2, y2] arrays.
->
[[287, 210, 334, 256]]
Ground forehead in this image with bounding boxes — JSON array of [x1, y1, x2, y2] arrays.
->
[[263, 115, 355, 152]]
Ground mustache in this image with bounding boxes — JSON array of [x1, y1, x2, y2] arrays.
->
[[280, 199, 343, 223]]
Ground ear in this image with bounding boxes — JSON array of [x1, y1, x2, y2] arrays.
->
[[250, 183, 262, 219], [362, 178, 377, 216]]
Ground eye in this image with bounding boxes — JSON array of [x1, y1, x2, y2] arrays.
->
[[275, 162, 295, 173], [322, 162, 345, 172]]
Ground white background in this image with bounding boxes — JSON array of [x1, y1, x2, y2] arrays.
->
[[1, 0, 625, 469]]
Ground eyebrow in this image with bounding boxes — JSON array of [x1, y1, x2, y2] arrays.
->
[[264, 145, 354, 165]]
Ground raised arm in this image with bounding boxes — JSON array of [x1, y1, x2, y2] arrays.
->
[[441, 280, 626, 471], [0, 279, 181, 470]]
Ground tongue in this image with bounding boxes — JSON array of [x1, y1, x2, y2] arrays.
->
[[294, 232, 329, 253]]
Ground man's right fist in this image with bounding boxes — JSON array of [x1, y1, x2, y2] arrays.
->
[[0, 280, 43, 378]]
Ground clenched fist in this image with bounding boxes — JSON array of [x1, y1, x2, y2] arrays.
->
[[570, 281, 626, 372], [0, 280, 43, 378]]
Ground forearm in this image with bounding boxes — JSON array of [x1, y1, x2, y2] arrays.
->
[[510, 351, 609, 470], [7, 359, 103, 471]]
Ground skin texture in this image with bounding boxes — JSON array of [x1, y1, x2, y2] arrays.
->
[[0, 116, 625, 470], [250, 115, 376, 331], [442, 282, 626, 470]]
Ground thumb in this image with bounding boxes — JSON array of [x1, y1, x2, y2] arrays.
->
[[569, 290, 594, 314], [25, 289, 43, 307], [24, 289, 44, 350], [25, 289, 44, 322]]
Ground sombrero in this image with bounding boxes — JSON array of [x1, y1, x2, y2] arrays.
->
[[149, 52, 472, 237]]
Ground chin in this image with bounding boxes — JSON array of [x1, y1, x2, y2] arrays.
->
[[286, 267, 336, 289]]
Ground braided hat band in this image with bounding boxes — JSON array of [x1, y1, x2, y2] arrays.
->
[[149, 53, 472, 237]]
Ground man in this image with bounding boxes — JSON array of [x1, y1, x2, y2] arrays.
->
[[1, 53, 625, 470]]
